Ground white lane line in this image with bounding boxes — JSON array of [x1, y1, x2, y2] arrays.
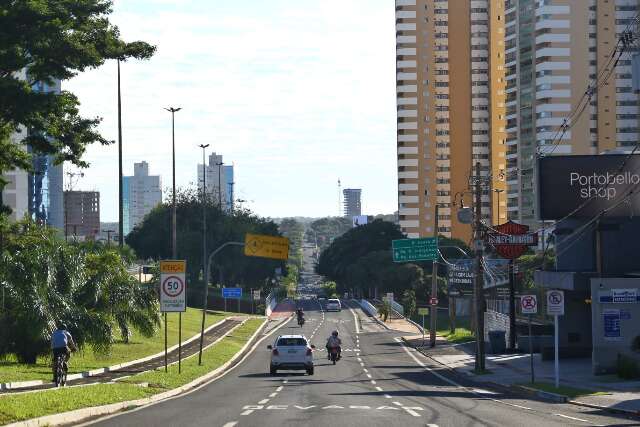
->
[[276, 386, 284, 392], [375, 386, 383, 392], [395, 337, 460, 387], [366, 374, 372, 379], [393, 401, 402, 406], [222, 423, 238, 427], [258, 398, 270, 404], [384, 394, 392, 399], [348, 305, 361, 334], [363, 368, 368, 373], [283, 380, 288, 384], [269, 392, 277, 398], [360, 362, 365, 367], [393, 401, 421, 418], [371, 380, 377, 385], [357, 357, 362, 362], [240, 410, 254, 416], [554, 413, 603, 425]]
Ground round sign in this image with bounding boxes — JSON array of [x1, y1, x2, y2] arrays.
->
[[548, 290, 563, 305], [162, 275, 184, 297], [521, 295, 537, 313], [430, 297, 439, 305]]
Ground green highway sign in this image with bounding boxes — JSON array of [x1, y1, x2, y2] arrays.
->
[[392, 237, 438, 262], [417, 307, 429, 316]]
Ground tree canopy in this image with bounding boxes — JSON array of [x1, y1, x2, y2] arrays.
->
[[0, 0, 155, 185]]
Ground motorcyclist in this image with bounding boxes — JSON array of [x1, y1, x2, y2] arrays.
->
[[51, 323, 77, 383], [325, 330, 342, 360], [296, 308, 304, 322]]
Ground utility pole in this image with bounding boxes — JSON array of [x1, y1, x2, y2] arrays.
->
[[216, 161, 224, 209], [430, 203, 439, 347], [117, 59, 124, 247], [473, 162, 486, 372], [198, 143, 209, 365], [508, 259, 516, 350]]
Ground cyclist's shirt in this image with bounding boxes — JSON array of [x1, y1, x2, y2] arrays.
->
[[51, 330, 73, 349]]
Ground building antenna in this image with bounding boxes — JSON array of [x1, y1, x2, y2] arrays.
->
[[338, 179, 342, 217]]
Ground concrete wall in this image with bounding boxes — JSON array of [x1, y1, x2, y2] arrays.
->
[[591, 278, 640, 374]]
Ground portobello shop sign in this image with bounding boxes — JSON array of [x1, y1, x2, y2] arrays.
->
[[538, 154, 640, 220]]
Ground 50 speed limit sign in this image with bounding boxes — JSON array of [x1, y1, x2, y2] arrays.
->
[[160, 260, 186, 312]]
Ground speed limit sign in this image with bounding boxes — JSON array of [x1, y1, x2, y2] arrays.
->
[[160, 260, 187, 312]]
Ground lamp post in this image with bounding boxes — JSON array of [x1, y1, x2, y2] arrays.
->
[[198, 143, 209, 365], [494, 188, 504, 224], [216, 161, 224, 209], [117, 59, 124, 247], [165, 107, 182, 259]]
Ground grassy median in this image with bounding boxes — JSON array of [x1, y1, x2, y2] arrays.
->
[[0, 318, 265, 425], [0, 308, 229, 383]]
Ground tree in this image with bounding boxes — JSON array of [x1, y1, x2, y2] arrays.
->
[[306, 217, 352, 250], [278, 218, 304, 269], [402, 289, 417, 319], [0, 1, 155, 198]]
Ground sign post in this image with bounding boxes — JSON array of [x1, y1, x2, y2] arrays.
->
[[418, 307, 429, 347], [160, 260, 187, 373], [546, 290, 564, 388], [223, 287, 243, 313], [520, 295, 538, 383]]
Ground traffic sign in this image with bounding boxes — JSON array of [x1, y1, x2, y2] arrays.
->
[[244, 233, 289, 260], [430, 297, 439, 306], [392, 237, 438, 262], [418, 307, 429, 316], [546, 290, 564, 316], [222, 287, 242, 299], [520, 295, 537, 315], [252, 290, 261, 300], [160, 260, 186, 312]]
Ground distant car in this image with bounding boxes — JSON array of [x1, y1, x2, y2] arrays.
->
[[326, 298, 341, 312], [268, 335, 315, 375]]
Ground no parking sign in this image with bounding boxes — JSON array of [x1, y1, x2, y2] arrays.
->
[[160, 260, 187, 312]]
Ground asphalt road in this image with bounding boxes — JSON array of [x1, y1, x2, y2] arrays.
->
[[84, 299, 639, 427]]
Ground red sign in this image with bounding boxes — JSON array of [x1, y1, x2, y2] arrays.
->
[[430, 297, 438, 306], [488, 221, 538, 260]]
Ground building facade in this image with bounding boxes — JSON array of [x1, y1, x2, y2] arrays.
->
[[395, 0, 507, 241], [64, 191, 100, 239], [505, 0, 640, 226], [343, 188, 362, 218], [198, 152, 228, 209], [123, 161, 162, 235], [224, 164, 234, 211]]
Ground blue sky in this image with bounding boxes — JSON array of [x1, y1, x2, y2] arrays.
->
[[65, 0, 397, 221]]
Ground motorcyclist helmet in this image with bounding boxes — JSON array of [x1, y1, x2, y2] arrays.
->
[[332, 330, 338, 337]]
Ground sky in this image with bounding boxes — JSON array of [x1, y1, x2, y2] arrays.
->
[[64, 0, 398, 221]]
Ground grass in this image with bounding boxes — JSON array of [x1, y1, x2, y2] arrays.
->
[[0, 308, 229, 383], [520, 382, 609, 399], [0, 318, 265, 425], [412, 310, 475, 344]]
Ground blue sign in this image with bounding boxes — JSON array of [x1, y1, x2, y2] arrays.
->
[[222, 287, 242, 299], [603, 309, 621, 341]]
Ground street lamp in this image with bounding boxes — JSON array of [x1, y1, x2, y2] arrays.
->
[[198, 143, 209, 365], [118, 59, 123, 247], [165, 107, 182, 259], [216, 161, 224, 209]]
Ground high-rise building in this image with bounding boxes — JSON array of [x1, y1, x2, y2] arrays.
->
[[395, 0, 507, 241], [64, 191, 100, 240], [197, 152, 228, 209], [123, 161, 162, 235], [1, 129, 29, 223], [343, 188, 362, 218], [505, 0, 640, 226]]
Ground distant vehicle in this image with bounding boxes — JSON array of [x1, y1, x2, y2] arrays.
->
[[326, 299, 341, 312], [268, 335, 315, 375]]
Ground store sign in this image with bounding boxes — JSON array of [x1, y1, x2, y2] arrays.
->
[[538, 154, 640, 219], [487, 221, 538, 259], [613, 289, 637, 303]]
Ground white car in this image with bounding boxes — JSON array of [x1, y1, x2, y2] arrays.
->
[[326, 298, 341, 312], [268, 335, 315, 375]]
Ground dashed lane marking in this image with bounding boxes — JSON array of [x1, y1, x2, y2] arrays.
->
[[258, 398, 270, 405], [269, 392, 277, 397], [393, 401, 422, 418], [554, 413, 604, 426], [376, 386, 383, 392], [276, 386, 283, 392], [371, 380, 377, 385], [363, 368, 368, 373], [384, 394, 392, 399], [222, 422, 238, 427], [366, 374, 372, 379]]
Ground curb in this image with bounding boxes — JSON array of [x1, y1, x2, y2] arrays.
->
[[4, 316, 291, 427], [510, 384, 568, 403], [0, 316, 233, 391], [568, 399, 640, 417]]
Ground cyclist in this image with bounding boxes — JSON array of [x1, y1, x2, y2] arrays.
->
[[51, 323, 77, 383]]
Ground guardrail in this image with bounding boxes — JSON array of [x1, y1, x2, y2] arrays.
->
[[390, 300, 404, 316], [265, 291, 278, 317], [359, 299, 378, 317]]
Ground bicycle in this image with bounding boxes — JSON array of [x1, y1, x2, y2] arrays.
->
[[53, 353, 67, 387]]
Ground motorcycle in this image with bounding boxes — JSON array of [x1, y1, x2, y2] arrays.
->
[[329, 346, 340, 365], [297, 316, 305, 327]]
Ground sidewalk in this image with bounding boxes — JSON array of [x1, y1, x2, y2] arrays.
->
[[402, 333, 640, 415]]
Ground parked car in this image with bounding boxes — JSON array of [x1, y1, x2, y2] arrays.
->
[[326, 298, 341, 312], [268, 335, 315, 375]]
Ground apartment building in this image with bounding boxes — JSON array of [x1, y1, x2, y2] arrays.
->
[[343, 188, 362, 218], [197, 152, 229, 209], [123, 161, 162, 235], [64, 191, 100, 239], [505, 0, 640, 225], [395, 0, 507, 241]]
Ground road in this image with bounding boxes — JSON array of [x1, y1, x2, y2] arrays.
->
[[85, 299, 638, 427]]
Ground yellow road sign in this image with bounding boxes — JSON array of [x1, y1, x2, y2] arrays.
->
[[244, 233, 289, 260], [160, 260, 186, 274]]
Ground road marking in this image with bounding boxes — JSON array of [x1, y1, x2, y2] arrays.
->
[[360, 362, 365, 367], [258, 398, 269, 404], [222, 423, 238, 427], [276, 386, 284, 391], [384, 394, 392, 399], [240, 410, 254, 416], [371, 380, 377, 385], [363, 368, 368, 373], [554, 413, 602, 425], [357, 357, 362, 362], [283, 380, 288, 384], [393, 401, 421, 418], [375, 386, 383, 392], [366, 373, 372, 378], [395, 337, 460, 387], [348, 305, 361, 334], [269, 392, 277, 397]]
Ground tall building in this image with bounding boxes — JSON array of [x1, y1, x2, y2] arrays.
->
[[197, 152, 228, 209], [123, 161, 162, 235], [505, 0, 640, 226], [1, 129, 29, 222], [224, 164, 234, 211], [395, 0, 507, 241], [343, 188, 362, 218], [64, 191, 100, 240]]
